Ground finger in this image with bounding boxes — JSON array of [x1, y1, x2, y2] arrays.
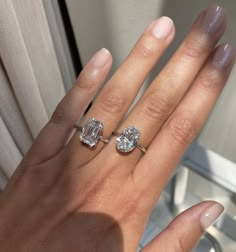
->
[[24, 48, 112, 166], [135, 44, 235, 197], [141, 201, 224, 252], [114, 5, 226, 163], [67, 17, 175, 165]]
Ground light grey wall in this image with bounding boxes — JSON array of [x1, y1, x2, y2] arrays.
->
[[66, 0, 236, 163]]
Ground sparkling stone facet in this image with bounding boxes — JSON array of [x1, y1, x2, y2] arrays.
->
[[116, 126, 140, 152], [80, 118, 103, 147]]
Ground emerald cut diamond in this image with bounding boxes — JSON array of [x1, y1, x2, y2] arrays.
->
[[116, 126, 140, 153], [80, 118, 104, 148]]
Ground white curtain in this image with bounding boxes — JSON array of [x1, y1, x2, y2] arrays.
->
[[0, 0, 74, 189]]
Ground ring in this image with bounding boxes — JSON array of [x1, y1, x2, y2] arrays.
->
[[75, 118, 109, 148], [112, 126, 147, 154]]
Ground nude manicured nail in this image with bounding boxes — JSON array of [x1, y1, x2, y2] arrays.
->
[[151, 16, 174, 39], [90, 48, 111, 68], [200, 203, 224, 229], [199, 5, 226, 34], [212, 44, 236, 69]]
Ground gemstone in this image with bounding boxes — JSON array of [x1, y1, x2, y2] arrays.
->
[[80, 118, 104, 148], [116, 126, 140, 153]]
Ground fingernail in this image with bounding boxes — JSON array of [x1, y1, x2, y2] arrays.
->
[[200, 203, 224, 229], [212, 44, 236, 69], [90, 48, 111, 68], [198, 5, 226, 35], [151, 16, 174, 39]]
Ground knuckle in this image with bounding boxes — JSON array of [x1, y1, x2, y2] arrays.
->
[[99, 89, 126, 114], [135, 38, 156, 58], [173, 235, 186, 252], [50, 103, 67, 125], [198, 69, 219, 91], [166, 114, 197, 145], [76, 71, 95, 92], [117, 191, 143, 222], [167, 223, 187, 252], [182, 38, 208, 59], [141, 90, 172, 122], [21, 165, 50, 189]]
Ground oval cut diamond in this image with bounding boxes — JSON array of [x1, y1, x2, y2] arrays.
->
[[116, 126, 140, 153], [80, 118, 104, 148]]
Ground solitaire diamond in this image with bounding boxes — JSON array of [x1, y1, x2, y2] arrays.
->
[[80, 118, 104, 148], [116, 126, 140, 153]]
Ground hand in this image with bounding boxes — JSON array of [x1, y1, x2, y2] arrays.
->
[[0, 5, 234, 252]]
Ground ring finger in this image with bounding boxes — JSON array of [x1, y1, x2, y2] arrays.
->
[[108, 5, 226, 165]]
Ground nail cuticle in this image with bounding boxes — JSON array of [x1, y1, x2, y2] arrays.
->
[[200, 203, 224, 230], [90, 48, 111, 68], [151, 16, 174, 40], [212, 44, 236, 70], [198, 5, 226, 35]]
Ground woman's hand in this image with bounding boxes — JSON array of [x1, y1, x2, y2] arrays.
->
[[0, 5, 234, 252]]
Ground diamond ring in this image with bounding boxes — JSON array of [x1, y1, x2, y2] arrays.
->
[[112, 126, 147, 154], [75, 118, 109, 148]]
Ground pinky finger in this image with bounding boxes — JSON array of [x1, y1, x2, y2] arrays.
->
[[141, 201, 224, 252], [24, 48, 112, 166]]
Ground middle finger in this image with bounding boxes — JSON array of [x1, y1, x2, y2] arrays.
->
[[109, 5, 226, 163]]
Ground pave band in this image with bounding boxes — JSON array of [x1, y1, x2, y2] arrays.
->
[[112, 126, 147, 154], [75, 118, 109, 147]]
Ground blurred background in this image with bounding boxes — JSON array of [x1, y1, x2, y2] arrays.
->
[[0, 0, 235, 251]]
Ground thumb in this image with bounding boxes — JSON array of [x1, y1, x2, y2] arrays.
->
[[141, 201, 224, 252]]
